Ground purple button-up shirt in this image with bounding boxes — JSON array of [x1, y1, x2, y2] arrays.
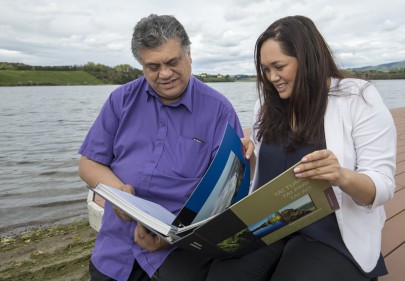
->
[[79, 76, 242, 280]]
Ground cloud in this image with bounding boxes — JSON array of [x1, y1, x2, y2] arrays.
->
[[382, 20, 399, 31], [0, 0, 404, 74]]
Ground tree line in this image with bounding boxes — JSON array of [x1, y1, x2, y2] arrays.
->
[[343, 68, 405, 80], [0, 62, 143, 85], [1, 62, 405, 85], [0, 62, 257, 83]]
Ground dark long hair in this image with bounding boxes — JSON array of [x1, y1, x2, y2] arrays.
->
[[254, 15, 344, 150]]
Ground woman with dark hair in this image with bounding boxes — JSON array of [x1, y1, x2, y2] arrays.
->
[[207, 15, 396, 281]]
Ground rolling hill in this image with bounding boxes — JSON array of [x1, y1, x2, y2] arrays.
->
[[349, 60, 405, 71]]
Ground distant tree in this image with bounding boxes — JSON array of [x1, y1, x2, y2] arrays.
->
[[112, 64, 142, 84], [0, 63, 13, 70]]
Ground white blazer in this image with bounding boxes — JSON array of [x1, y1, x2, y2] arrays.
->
[[250, 78, 396, 272]]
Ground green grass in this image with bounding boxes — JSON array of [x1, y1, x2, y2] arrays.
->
[[0, 70, 104, 86]]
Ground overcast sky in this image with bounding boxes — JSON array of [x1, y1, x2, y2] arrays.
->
[[1, 0, 404, 75]]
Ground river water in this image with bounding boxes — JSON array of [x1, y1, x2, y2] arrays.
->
[[0, 80, 404, 236]]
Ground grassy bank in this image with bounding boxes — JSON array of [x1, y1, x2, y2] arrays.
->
[[0, 70, 103, 86], [0, 220, 97, 281], [0, 69, 256, 86]]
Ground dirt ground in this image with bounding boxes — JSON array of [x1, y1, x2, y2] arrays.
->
[[0, 220, 97, 281]]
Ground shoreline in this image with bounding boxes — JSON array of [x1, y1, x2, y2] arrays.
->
[[0, 213, 89, 238], [0, 219, 96, 281]]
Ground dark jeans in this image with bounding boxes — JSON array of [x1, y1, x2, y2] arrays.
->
[[89, 248, 212, 281], [90, 235, 378, 281], [207, 235, 377, 281], [89, 259, 150, 281]]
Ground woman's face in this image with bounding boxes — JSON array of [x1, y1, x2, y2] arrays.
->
[[260, 39, 298, 99]]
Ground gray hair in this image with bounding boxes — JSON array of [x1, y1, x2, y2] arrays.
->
[[131, 14, 191, 63]]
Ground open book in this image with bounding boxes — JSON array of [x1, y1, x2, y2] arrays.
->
[[90, 124, 339, 258], [90, 123, 251, 237]]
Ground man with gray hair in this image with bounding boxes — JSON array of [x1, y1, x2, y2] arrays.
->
[[79, 14, 244, 280]]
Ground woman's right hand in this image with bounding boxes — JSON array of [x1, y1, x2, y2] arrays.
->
[[241, 138, 254, 160]]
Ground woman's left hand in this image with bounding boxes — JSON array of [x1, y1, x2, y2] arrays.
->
[[294, 149, 376, 205], [293, 149, 343, 186]]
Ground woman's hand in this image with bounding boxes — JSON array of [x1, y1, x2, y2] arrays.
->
[[241, 138, 256, 181], [241, 138, 255, 160], [293, 149, 342, 186], [134, 224, 170, 252], [294, 149, 376, 205]]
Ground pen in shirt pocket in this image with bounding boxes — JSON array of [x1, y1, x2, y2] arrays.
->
[[192, 137, 205, 143]]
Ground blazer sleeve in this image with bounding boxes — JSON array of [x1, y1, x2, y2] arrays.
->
[[349, 82, 397, 209]]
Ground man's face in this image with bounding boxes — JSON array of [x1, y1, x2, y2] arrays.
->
[[140, 38, 192, 104]]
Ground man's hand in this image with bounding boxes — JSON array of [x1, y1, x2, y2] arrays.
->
[[113, 184, 135, 221], [134, 224, 170, 252]]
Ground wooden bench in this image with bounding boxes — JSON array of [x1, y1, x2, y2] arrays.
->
[[379, 107, 405, 281]]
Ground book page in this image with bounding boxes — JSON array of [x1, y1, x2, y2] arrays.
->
[[98, 184, 176, 225], [172, 123, 250, 227]]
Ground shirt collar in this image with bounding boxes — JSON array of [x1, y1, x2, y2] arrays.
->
[[145, 76, 194, 112]]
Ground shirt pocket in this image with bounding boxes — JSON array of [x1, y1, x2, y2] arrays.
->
[[170, 135, 211, 178]]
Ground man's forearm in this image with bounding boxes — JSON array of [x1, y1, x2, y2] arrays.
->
[[78, 156, 124, 188]]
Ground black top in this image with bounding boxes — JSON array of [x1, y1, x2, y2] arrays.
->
[[257, 138, 387, 277]]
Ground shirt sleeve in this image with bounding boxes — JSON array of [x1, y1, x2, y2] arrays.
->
[[78, 93, 120, 165], [250, 99, 261, 144], [350, 82, 396, 209]]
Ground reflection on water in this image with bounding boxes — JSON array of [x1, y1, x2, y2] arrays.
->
[[0, 80, 404, 236]]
